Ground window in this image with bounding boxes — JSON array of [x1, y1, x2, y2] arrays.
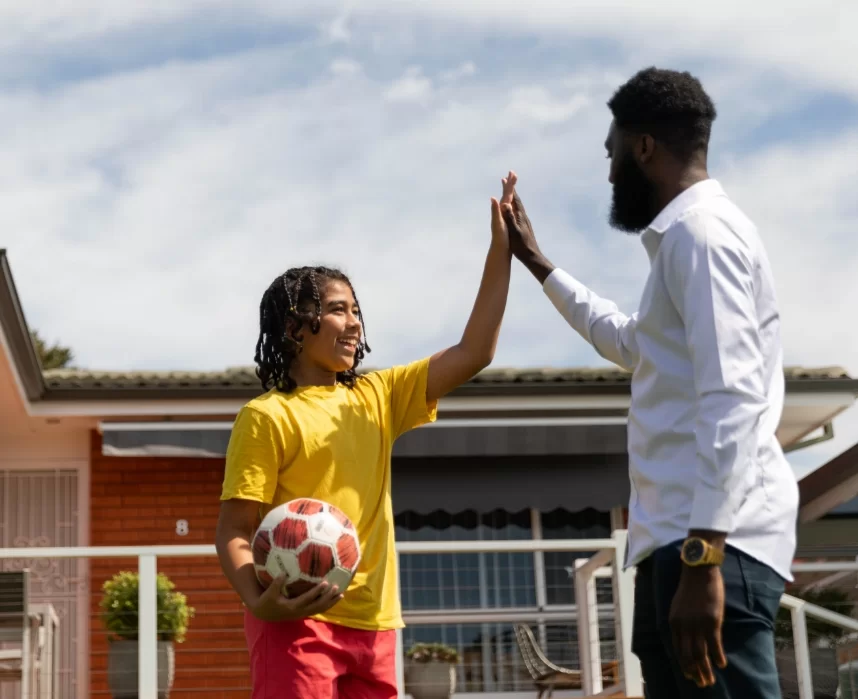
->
[[396, 509, 536, 611]]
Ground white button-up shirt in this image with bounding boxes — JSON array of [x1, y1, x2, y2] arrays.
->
[[543, 179, 798, 581]]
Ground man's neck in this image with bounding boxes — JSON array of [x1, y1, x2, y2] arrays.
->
[[655, 165, 709, 214]]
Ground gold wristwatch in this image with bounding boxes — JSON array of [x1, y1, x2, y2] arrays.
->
[[680, 537, 725, 567]]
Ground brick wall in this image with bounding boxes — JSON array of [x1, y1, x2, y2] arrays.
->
[[89, 431, 249, 698]]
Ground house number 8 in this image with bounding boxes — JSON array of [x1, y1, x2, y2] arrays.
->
[[176, 520, 189, 536]]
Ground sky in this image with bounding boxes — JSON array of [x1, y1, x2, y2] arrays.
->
[[1, 1, 856, 477]]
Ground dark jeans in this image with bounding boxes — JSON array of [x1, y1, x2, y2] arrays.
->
[[632, 541, 785, 699]]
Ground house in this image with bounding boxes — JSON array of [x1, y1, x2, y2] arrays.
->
[[2, 247, 858, 698]]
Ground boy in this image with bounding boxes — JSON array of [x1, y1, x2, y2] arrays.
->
[[215, 173, 517, 698]]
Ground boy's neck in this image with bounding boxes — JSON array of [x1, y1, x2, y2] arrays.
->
[[289, 364, 338, 388]]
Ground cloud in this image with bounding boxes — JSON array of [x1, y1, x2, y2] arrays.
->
[[440, 62, 476, 84], [2, 1, 854, 95], [330, 58, 362, 76], [506, 87, 590, 124], [0, 46, 616, 373], [383, 66, 433, 104]]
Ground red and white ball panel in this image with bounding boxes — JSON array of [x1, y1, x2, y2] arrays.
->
[[251, 497, 361, 598]]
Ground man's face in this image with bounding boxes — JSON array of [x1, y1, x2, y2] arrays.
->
[[605, 122, 657, 234]]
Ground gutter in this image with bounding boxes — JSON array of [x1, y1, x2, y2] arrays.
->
[[0, 249, 46, 402], [784, 421, 835, 454]]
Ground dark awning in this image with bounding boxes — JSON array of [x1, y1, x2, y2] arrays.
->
[[391, 455, 630, 514]]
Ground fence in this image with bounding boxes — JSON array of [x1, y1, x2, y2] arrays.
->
[[1, 534, 857, 698]]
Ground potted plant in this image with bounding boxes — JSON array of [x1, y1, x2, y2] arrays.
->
[[404, 642, 459, 699], [99, 571, 195, 699]]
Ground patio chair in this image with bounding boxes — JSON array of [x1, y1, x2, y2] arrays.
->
[[513, 623, 619, 698], [0, 569, 39, 697]]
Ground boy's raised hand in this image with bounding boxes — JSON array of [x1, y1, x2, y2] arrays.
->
[[490, 170, 518, 248], [250, 576, 343, 622]]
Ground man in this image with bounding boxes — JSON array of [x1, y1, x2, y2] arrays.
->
[[502, 67, 796, 698]]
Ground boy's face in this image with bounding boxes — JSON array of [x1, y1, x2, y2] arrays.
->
[[295, 279, 362, 374]]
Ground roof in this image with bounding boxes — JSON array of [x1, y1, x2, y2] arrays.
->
[[35, 364, 858, 402], [43, 366, 639, 400], [43, 364, 855, 389], [3, 248, 858, 402], [799, 440, 858, 522]]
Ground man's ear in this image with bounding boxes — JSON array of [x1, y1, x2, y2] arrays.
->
[[635, 134, 656, 165]]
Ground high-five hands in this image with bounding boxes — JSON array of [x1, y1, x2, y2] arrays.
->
[[500, 179, 539, 261], [496, 171, 556, 284]]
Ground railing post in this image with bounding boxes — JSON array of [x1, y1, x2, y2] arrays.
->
[[790, 602, 814, 699], [138, 554, 158, 699], [611, 530, 643, 697], [575, 557, 602, 694], [395, 552, 406, 698]]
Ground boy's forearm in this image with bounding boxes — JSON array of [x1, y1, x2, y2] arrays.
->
[[460, 239, 512, 363], [216, 529, 264, 608], [425, 239, 512, 403]]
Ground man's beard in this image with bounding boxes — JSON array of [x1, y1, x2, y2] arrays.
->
[[609, 151, 657, 234]]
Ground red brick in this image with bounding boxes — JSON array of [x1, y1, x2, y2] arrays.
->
[[89, 430, 249, 696]]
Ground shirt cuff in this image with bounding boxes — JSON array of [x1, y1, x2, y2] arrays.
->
[[542, 268, 588, 303], [688, 481, 742, 534]]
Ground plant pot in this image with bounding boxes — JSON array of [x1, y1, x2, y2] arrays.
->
[[107, 640, 175, 699], [404, 661, 456, 699]]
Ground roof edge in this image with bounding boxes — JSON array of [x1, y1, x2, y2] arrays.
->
[[36, 369, 858, 403], [799, 440, 858, 515], [0, 250, 45, 401]]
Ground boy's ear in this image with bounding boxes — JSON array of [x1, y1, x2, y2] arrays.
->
[[285, 316, 301, 342]]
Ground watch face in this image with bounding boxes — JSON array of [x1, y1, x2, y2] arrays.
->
[[683, 539, 705, 563]]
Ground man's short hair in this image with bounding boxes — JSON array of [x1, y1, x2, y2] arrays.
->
[[608, 67, 718, 162]]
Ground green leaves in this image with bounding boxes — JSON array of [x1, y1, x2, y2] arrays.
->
[[99, 570, 195, 644], [405, 642, 460, 664], [30, 330, 74, 370]]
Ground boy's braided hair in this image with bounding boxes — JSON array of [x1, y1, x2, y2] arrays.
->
[[255, 266, 370, 393]]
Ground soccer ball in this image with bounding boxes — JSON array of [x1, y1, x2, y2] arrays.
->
[[251, 498, 361, 598]]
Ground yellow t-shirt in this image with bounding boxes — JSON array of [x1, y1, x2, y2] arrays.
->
[[220, 357, 437, 631]]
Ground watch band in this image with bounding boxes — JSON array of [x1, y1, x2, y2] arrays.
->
[[680, 537, 725, 567]]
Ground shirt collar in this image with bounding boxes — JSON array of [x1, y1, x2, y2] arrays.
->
[[646, 178, 726, 235]]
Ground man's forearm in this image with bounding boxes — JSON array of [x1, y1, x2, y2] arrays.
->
[[516, 247, 556, 285]]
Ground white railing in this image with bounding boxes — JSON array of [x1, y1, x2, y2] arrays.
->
[[1, 535, 857, 699], [782, 559, 858, 699], [0, 532, 638, 699]]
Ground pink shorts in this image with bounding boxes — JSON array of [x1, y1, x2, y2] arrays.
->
[[244, 609, 398, 699]]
